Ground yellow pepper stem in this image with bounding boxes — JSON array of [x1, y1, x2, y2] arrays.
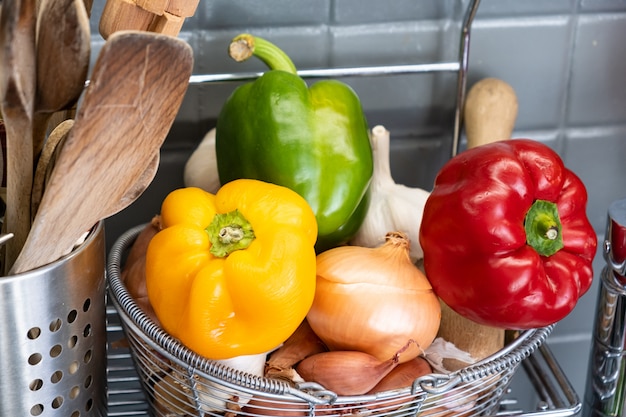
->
[[207, 209, 255, 257]]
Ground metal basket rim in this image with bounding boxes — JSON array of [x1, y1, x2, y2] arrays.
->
[[107, 223, 553, 404]]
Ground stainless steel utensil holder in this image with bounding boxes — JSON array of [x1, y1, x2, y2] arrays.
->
[[0, 222, 107, 417]]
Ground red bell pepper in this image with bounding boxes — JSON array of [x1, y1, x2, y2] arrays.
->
[[419, 139, 597, 329]]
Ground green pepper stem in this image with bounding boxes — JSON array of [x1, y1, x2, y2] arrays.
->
[[207, 209, 255, 257], [524, 199, 564, 257], [229, 33, 298, 74]]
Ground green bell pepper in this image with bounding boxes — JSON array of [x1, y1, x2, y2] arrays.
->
[[216, 33, 373, 252]]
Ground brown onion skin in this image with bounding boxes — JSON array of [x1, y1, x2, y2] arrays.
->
[[307, 232, 441, 364], [360, 356, 433, 415], [121, 216, 161, 324], [266, 319, 328, 371], [368, 356, 432, 393], [122, 215, 161, 288], [295, 350, 398, 396]]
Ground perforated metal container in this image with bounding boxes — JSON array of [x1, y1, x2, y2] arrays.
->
[[0, 222, 107, 417], [108, 224, 554, 417]]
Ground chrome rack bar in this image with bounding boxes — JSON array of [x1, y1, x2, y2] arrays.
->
[[452, 0, 481, 157], [188, 62, 461, 84], [186, 0, 482, 159]]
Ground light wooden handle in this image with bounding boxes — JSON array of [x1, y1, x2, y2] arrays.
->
[[99, 0, 199, 39], [464, 77, 518, 149], [136, 0, 199, 17], [99, 0, 155, 39], [436, 77, 519, 372]]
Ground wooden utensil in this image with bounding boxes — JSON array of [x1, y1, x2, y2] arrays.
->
[[109, 152, 160, 214], [435, 77, 518, 372], [32, 0, 90, 159], [99, 0, 199, 39], [10, 30, 193, 274], [0, 0, 37, 273], [464, 77, 518, 148], [32, 119, 159, 231], [31, 119, 74, 219]]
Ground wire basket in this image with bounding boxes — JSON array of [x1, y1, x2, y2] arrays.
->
[[0, 222, 107, 417], [107, 224, 554, 417]]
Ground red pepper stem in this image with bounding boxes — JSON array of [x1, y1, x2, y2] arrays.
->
[[229, 33, 298, 74], [524, 199, 564, 257]]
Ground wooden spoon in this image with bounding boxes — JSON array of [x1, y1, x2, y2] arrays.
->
[[10, 30, 193, 274], [31, 118, 74, 219], [436, 77, 518, 372], [31, 120, 160, 224], [31, 120, 160, 230], [0, 0, 37, 273], [32, 0, 90, 160]]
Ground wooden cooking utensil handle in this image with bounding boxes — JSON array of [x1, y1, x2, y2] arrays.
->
[[464, 77, 519, 149], [0, 0, 37, 273], [133, 0, 199, 17], [99, 0, 155, 39], [99, 0, 199, 39], [31, 119, 74, 220], [435, 77, 518, 372], [163, 0, 200, 17]]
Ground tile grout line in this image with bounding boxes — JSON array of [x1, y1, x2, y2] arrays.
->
[[556, 0, 582, 156]]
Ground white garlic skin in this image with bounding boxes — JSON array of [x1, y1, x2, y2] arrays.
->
[[184, 128, 221, 194], [351, 125, 430, 262]]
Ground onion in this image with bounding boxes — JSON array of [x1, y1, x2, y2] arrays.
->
[[307, 232, 441, 363], [296, 350, 399, 396]]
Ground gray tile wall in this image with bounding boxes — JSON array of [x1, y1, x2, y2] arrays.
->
[[89, 0, 626, 410]]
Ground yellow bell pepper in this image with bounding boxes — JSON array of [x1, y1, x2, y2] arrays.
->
[[145, 179, 318, 360]]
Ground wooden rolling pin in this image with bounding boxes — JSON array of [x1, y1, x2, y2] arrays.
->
[[463, 77, 518, 148], [99, 0, 199, 39], [436, 77, 519, 371]]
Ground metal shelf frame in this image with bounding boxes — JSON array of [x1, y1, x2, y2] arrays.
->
[[105, 1, 582, 415]]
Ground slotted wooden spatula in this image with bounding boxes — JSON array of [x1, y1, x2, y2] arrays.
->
[[10, 30, 193, 274]]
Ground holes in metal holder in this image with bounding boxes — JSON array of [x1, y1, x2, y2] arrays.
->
[[30, 403, 44, 416], [50, 344, 62, 358], [28, 352, 43, 366], [68, 335, 78, 349], [50, 370, 63, 384], [27, 327, 41, 339], [67, 309, 78, 324], [24, 297, 99, 416], [29, 379, 43, 391], [49, 318, 62, 333]]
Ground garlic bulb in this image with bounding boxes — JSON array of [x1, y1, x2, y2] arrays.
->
[[196, 352, 267, 412], [183, 127, 221, 194], [350, 125, 430, 262], [153, 352, 267, 415]]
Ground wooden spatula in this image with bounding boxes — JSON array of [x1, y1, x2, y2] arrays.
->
[[0, 0, 37, 273], [32, 0, 90, 160], [10, 30, 193, 274]]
